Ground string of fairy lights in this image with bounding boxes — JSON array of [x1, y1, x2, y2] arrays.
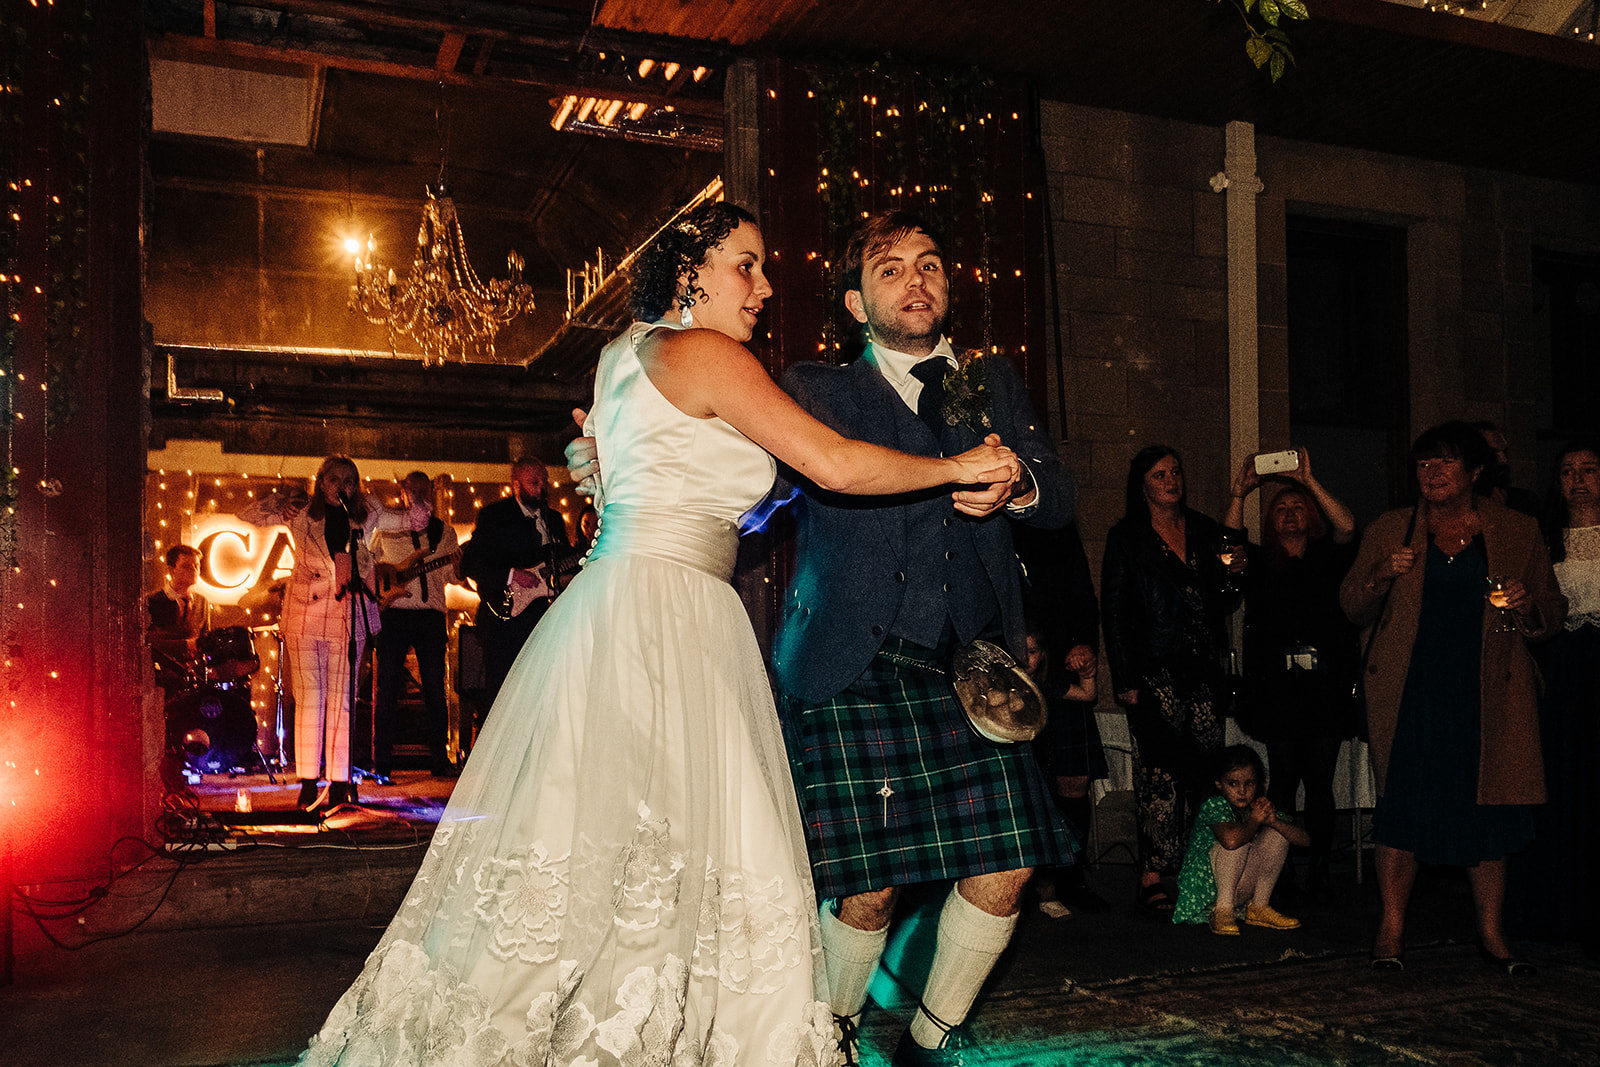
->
[[145, 466, 583, 761], [801, 64, 1030, 367], [3, 0, 95, 832]]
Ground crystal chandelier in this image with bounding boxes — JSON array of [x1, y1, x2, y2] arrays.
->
[[350, 183, 535, 364]]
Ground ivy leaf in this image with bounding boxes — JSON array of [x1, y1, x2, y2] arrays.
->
[[1278, 0, 1310, 19], [1260, 0, 1281, 26], [1246, 35, 1273, 68], [1270, 51, 1287, 81]]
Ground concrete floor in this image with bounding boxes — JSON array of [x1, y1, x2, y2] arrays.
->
[[0, 774, 1578, 1067]]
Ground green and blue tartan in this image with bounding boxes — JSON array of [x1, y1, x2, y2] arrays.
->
[[779, 637, 1073, 900]]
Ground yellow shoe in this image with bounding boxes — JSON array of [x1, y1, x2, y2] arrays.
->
[[1210, 906, 1241, 936], [1244, 903, 1301, 930]]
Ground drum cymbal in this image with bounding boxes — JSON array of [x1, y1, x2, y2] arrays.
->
[[238, 582, 285, 611]]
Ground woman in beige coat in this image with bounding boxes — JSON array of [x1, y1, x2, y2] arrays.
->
[[1341, 422, 1564, 976]]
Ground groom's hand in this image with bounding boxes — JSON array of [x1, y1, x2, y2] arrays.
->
[[565, 407, 600, 497], [952, 433, 1031, 517]]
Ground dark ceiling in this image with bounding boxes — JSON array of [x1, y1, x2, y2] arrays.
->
[[594, 0, 1600, 185], [144, 0, 1600, 450]]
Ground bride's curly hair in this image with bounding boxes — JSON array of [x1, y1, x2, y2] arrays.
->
[[630, 201, 757, 322]]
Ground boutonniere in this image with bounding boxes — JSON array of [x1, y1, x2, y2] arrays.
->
[[941, 349, 993, 431]]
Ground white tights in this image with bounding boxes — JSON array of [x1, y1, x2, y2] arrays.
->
[[1211, 830, 1290, 912]]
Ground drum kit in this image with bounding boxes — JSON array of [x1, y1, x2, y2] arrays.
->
[[164, 591, 291, 781]]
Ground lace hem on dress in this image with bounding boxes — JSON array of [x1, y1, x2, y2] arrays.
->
[[304, 940, 839, 1067], [303, 804, 837, 1067]]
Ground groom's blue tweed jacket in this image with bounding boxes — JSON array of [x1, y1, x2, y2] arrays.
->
[[772, 352, 1074, 705]]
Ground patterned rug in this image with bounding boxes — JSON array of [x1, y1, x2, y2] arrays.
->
[[856, 942, 1600, 1065]]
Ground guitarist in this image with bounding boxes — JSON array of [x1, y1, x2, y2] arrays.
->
[[459, 457, 570, 725], [369, 471, 461, 779]]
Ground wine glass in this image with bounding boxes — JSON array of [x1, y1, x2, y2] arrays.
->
[[1486, 576, 1516, 633], [1219, 531, 1242, 569]]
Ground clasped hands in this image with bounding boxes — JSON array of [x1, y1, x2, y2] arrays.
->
[[950, 433, 1034, 517], [563, 409, 1035, 518], [1244, 795, 1277, 828]]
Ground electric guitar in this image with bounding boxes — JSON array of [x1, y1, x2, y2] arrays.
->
[[485, 545, 587, 621], [375, 548, 462, 609]]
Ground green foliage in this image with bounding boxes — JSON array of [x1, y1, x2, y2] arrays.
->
[[1223, 0, 1309, 82]]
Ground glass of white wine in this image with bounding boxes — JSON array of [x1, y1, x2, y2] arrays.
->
[[1486, 576, 1516, 633], [1219, 531, 1242, 569]]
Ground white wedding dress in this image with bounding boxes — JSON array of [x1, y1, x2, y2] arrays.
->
[[303, 321, 838, 1067]]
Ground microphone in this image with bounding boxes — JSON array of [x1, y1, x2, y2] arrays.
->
[[338, 489, 353, 510]]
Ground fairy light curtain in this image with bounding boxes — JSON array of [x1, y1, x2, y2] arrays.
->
[[2, 0, 147, 898], [755, 59, 1047, 396]]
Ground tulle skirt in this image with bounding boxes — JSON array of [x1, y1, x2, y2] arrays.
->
[[302, 509, 837, 1067]]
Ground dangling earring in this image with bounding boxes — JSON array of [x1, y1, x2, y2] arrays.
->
[[679, 301, 694, 329]]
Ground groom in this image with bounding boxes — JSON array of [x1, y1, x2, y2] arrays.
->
[[774, 211, 1074, 1065], [563, 211, 1075, 1064]]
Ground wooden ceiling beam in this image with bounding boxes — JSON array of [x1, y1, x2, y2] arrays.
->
[[148, 33, 723, 118], [436, 31, 467, 73]]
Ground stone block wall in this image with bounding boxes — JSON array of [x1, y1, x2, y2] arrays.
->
[[1040, 99, 1600, 585], [1038, 101, 1232, 567]]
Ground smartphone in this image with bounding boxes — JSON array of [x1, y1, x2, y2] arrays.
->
[[1254, 449, 1300, 476]]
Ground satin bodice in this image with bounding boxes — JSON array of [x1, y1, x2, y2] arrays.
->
[[585, 321, 776, 574]]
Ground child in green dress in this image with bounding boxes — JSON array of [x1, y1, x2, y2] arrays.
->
[[1173, 745, 1310, 935]]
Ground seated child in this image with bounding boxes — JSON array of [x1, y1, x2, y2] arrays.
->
[[1173, 745, 1310, 935]]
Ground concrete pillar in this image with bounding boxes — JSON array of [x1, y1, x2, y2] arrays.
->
[[1214, 120, 1264, 532]]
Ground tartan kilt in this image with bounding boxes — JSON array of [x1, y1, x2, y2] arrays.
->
[[779, 636, 1073, 900]]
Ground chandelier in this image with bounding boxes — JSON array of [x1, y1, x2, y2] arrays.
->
[[350, 183, 535, 364]]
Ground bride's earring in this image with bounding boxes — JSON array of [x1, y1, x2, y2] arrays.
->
[[679, 302, 694, 328]]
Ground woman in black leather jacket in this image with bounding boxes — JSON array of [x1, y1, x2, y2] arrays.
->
[[1102, 445, 1243, 911]]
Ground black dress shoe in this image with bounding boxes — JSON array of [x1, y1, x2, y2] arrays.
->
[[296, 779, 321, 811], [891, 1027, 970, 1066], [326, 781, 358, 807], [1479, 942, 1537, 977]]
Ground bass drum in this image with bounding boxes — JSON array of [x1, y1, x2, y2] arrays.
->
[[200, 625, 260, 684], [165, 685, 257, 774]]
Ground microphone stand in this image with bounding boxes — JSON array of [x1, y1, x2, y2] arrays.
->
[[342, 519, 389, 791]]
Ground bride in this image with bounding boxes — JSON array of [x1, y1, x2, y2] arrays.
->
[[300, 201, 1018, 1067]]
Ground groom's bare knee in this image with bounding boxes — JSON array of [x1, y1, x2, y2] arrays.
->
[[836, 886, 899, 931], [957, 868, 1033, 917]]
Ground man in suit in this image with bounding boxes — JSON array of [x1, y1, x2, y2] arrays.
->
[[368, 471, 461, 779], [459, 457, 570, 720], [147, 543, 209, 696], [774, 211, 1075, 1065]]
